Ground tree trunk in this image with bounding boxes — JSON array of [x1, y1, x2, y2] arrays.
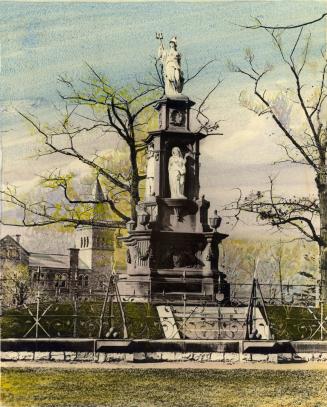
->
[[278, 257, 284, 303], [129, 145, 140, 223], [318, 176, 327, 303]]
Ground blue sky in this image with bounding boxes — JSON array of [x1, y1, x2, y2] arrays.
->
[[1, 1, 325, 103], [0, 0, 326, 244]]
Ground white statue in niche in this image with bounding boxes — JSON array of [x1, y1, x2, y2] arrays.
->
[[168, 146, 192, 199], [157, 34, 184, 96], [145, 144, 155, 198]]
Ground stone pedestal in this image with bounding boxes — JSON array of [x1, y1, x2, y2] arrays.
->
[[119, 96, 229, 302]]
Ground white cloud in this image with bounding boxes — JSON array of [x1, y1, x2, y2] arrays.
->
[[202, 113, 281, 166]]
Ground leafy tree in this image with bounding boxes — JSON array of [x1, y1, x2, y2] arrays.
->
[[1, 62, 221, 230]]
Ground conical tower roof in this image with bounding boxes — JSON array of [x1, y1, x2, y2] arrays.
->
[[92, 177, 105, 202], [91, 177, 108, 221]]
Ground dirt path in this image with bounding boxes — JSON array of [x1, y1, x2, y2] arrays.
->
[[2, 361, 327, 370]]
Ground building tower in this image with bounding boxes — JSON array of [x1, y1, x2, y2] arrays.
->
[[75, 178, 115, 288]]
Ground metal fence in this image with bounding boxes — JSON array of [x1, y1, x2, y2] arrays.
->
[[1, 277, 326, 341]]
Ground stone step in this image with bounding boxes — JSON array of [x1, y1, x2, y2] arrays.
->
[[166, 306, 271, 340], [175, 316, 246, 324], [173, 311, 247, 317], [172, 307, 248, 316]]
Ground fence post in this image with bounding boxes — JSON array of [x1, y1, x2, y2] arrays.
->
[[315, 284, 320, 308], [73, 290, 78, 338], [35, 290, 40, 338], [182, 293, 186, 340], [98, 271, 112, 339]]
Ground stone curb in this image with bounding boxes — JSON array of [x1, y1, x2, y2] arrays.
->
[[2, 350, 327, 363]]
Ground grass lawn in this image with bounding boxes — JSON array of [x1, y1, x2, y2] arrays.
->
[[266, 305, 327, 340], [1, 302, 163, 339], [1, 368, 327, 407], [4, 303, 326, 341]]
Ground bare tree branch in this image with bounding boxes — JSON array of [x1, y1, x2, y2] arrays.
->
[[243, 13, 327, 30]]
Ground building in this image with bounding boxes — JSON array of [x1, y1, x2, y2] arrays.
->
[[0, 179, 120, 298]]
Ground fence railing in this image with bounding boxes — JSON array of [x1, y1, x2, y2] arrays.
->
[[1, 278, 326, 341]]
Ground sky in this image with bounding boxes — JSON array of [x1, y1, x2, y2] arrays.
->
[[0, 0, 326, 249]]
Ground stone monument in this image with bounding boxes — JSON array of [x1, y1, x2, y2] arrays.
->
[[120, 35, 229, 301]]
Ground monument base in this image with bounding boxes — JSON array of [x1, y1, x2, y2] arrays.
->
[[118, 270, 230, 303]]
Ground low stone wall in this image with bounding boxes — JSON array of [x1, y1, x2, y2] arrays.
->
[[1, 339, 327, 363], [0, 350, 273, 363], [1, 351, 132, 363]]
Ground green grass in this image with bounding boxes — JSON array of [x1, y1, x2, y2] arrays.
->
[[2, 303, 326, 340], [2, 368, 327, 407], [266, 305, 327, 340], [1, 302, 163, 339]]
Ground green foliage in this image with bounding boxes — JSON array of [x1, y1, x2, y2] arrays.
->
[[221, 239, 319, 284]]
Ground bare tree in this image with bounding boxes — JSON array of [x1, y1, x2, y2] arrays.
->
[[2, 263, 32, 306], [227, 20, 327, 298]]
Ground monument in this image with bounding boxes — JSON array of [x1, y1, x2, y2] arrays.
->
[[120, 35, 229, 301]]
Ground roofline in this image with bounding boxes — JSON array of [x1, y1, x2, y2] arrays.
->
[[0, 234, 30, 255], [29, 252, 69, 257], [29, 266, 70, 270]]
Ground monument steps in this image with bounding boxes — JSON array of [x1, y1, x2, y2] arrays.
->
[[165, 306, 270, 340]]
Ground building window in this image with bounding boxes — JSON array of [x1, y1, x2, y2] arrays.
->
[[54, 273, 61, 287], [84, 275, 89, 287], [86, 236, 89, 247], [78, 275, 84, 287], [61, 274, 67, 288], [81, 237, 83, 248], [9, 248, 18, 258]]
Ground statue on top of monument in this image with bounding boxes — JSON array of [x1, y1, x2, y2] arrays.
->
[[156, 33, 184, 96]]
